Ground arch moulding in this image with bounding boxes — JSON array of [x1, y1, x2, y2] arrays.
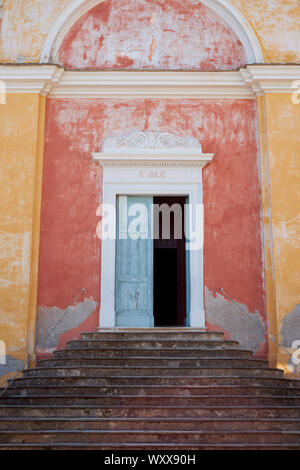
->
[[40, 0, 264, 65]]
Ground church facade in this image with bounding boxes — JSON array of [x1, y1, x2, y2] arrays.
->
[[0, 0, 300, 386]]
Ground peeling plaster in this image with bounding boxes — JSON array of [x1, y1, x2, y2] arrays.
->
[[0, 356, 25, 377], [1, 0, 300, 64], [205, 287, 266, 353], [40, 98, 266, 352], [280, 305, 300, 348], [58, 0, 246, 70], [36, 298, 97, 349]]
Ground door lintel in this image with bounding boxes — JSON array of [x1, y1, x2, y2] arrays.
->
[[93, 131, 214, 329]]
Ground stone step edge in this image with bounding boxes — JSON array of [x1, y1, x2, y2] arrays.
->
[[61, 348, 251, 353], [0, 417, 299, 423], [3, 394, 300, 400], [94, 329, 220, 333], [39, 356, 267, 361], [31, 366, 279, 371], [1, 444, 299, 449], [10, 375, 298, 383], [6, 385, 299, 392], [1, 430, 300, 436], [0, 405, 299, 410], [68, 340, 237, 346]]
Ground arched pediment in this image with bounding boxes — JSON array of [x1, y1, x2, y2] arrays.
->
[[41, 0, 264, 70]]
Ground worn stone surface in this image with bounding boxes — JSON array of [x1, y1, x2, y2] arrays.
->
[[205, 288, 266, 354], [0, 356, 25, 377], [1, 330, 300, 449], [36, 299, 97, 349], [280, 305, 300, 348]]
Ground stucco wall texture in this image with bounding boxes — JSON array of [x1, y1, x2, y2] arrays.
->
[[0, 0, 300, 383], [0, 93, 45, 385], [0, 0, 300, 64], [36, 97, 267, 359], [264, 94, 300, 373], [57, 0, 246, 70]]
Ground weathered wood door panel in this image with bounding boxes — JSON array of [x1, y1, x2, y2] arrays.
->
[[115, 196, 154, 327]]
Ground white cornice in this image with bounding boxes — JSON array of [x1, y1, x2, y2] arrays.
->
[[93, 153, 214, 168], [0, 65, 300, 98], [241, 66, 300, 94], [49, 70, 253, 99], [0, 66, 63, 94], [93, 132, 214, 168]]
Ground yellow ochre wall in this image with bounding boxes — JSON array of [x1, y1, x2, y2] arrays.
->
[[262, 93, 300, 375], [0, 0, 300, 64], [0, 93, 45, 386]]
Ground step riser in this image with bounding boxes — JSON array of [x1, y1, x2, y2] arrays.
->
[[1, 432, 300, 445], [0, 328, 299, 450], [68, 341, 240, 350], [38, 358, 268, 369], [2, 397, 300, 406], [81, 333, 225, 341], [5, 387, 300, 397], [24, 368, 284, 378], [0, 445, 298, 450], [0, 407, 299, 419], [9, 376, 300, 389], [1, 419, 300, 432], [56, 349, 252, 359]]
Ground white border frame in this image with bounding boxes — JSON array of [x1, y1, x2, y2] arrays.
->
[[94, 146, 214, 329], [40, 0, 264, 64]]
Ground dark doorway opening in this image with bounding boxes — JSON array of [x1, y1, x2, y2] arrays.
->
[[153, 197, 187, 327]]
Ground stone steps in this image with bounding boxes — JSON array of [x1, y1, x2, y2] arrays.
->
[[9, 375, 300, 389], [2, 395, 300, 407], [5, 385, 300, 397], [37, 357, 269, 369], [0, 328, 299, 449], [1, 405, 299, 419], [81, 330, 225, 341], [1, 429, 300, 445], [67, 340, 240, 350], [1, 417, 300, 432], [24, 366, 284, 378], [1, 443, 299, 450], [55, 348, 252, 358]]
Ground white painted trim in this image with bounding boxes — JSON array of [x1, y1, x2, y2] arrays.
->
[[241, 66, 300, 94], [93, 131, 214, 167], [50, 70, 254, 99], [99, 178, 207, 329], [0, 65, 63, 94], [93, 154, 214, 167], [96, 139, 214, 329], [200, 0, 264, 63], [1, 66, 300, 96], [40, 0, 264, 65]]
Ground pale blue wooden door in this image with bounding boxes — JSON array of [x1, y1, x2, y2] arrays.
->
[[115, 196, 154, 327]]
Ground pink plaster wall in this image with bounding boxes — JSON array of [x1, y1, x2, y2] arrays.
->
[[58, 0, 247, 70], [37, 98, 267, 358]]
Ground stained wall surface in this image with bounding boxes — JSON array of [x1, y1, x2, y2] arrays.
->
[[0, 0, 299, 381], [264, 93, 300, 374], [0, 0, 300, 64], [0, 93, 44, 385], [36, 97, 267, 359], [57, 0, 246, 70]]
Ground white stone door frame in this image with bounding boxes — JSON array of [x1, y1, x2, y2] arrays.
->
[[93, 132, 214, 329]]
